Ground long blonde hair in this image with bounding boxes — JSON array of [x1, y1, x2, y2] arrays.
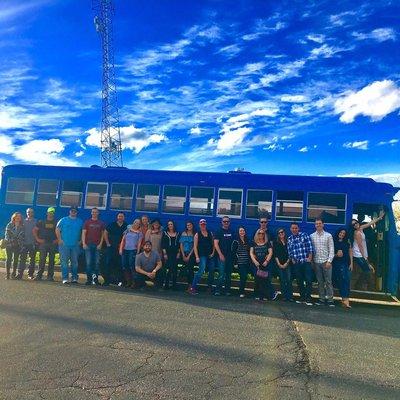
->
[[254, 229, 267, 245], [10, 212, 23, 225]]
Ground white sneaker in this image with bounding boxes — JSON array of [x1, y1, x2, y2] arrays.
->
[[239, 294, 245, 298]]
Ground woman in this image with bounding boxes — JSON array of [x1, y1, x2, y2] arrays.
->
[[4, 212, 25, 280], [119, 219, 143, 287], [250, 229, 277, 301], [145, 219, 163, 257], [351, 211, 384, 290], [189, 219, 214, 295], [179, 221, 196, 288], [232, 226, 253, 298], [333, 229, 353, 309], [140, 215, 150, 242], [273, 228, 293, 301], [162, 220, 181, 290]]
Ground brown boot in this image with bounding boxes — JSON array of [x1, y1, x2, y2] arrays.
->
[[123, 270, 132, 287]]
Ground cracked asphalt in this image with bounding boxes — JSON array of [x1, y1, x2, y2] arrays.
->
[[0, 274, 399, 400]]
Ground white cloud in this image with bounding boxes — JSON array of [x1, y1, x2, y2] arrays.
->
[[334, 80, 400, 123], [248, 60, 305, 91], [0, 134, 14, 154], [281, 94, 308, 103], [216, 44, 242, 58], [353, 28, 396, 42], [85, 125, 167, 154], [343, 140, 369, 150], [299, 146, 308, 152], [306, 34, 325, 44], [13, 139, 77, 166], [0, 1, 51, 22], [378, 139, 399, 146], [216, 126, 251, 153], [190, 126, 202, 135], [237, 62, 266, 75], [264, 143, 284, 151], [74, 151, 84, 157], [309, 44, 350, 60]]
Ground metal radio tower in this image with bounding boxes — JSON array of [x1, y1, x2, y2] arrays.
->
[[92, 0, 123, 167]]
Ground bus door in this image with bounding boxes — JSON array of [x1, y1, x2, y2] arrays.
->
[[352, 203, 389, 292]]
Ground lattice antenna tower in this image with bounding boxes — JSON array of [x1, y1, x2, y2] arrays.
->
[[92, 0, 123, 167]]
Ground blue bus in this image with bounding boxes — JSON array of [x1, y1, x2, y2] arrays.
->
[[1, 164, 399, 295]]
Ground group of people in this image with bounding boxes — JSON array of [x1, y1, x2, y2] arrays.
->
[[3, 206, 384, 308]]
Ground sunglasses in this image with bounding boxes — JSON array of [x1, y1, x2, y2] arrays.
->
[[278, 231, 285, 234]]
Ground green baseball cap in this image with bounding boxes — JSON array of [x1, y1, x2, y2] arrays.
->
[[47, 207, 56, 213]]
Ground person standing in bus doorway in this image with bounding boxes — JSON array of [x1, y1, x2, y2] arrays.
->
[[310, 219, 335, 307], [287, 222, 314, 306], [56, 207, 83, 284], [17, 208, 37, 279], [351, 211, 384, 291], [82, 208, 105, 286], [213, 216, 234, 296], [103, 212, 127, 286], [4, 212, 24, 280], [33, 207, 58, 281]]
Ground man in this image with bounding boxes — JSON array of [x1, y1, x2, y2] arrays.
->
[[33, 207, 58, 281], [213, 216, 234, 295], [17, 208, 37, 279], [103, 212, 127, 286], [287, 222, 314, 306], [56, 206, 83, 285], [310, 219, 335, 306], [82, 208, 105, 285], [134, 241, 163, 288], [253, 215, 273, 243]]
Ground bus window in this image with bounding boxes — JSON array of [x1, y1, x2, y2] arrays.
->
[[5, 178, 35, 205], [189, 187, 214, 216], [36, 179, 59, 206], [163, 186, 186, 214], [85, 182, 108, 209], [110, 183, 134, 211], [217, 188, 242, 218], [246, 189, 272, 219], [276, 190, 303, 221], [307, 192, 346, 224], [136, 184, 160, 212], [60, 180, 84, 207]]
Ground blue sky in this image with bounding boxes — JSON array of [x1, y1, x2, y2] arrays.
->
[[0, 0, 399, 188]]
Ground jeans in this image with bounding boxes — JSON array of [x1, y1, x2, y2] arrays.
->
[[314, 262, 333, 301], [182, 253, 195, 284], [278, 266, 293, 300], [6, 247, 21, 276], [59, 245, 80, 282], [37, 242, 57, 278], [121, 249, 137, 273], [334, 261, 351, 298], [192, 256, 213, 290], [18, 244, 36, 276], [134, 269, 163, 288], [85, 244, 101, 282], [353, 257, 373, 290], [104, 245, 123, 284], [238, 263, 256, 294], [293, 261, 313, 301], [164, 255, 179, 288], [207, 256, 226, 292], [254, 266, 275, 300]]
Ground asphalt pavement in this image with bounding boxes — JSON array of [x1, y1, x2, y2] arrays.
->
[[0, 273, 399, 400]]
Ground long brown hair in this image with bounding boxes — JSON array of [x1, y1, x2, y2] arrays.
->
[[10, 212, 23, 225]]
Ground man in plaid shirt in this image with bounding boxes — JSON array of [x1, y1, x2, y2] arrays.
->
[[288, 222, 314, 305]]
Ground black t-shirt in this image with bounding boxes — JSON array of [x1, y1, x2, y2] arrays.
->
[[252, 241, 272, 264], [106, 221, 128, 246], [273, 240, 289, 264], [215, 228, 234, 257], [36, 219, 57, 243]]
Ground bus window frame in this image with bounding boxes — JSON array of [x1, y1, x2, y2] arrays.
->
[[245, 189, 273, 220], [60, 180, 85, 208], [217, 188, 243, 219], [306, 192, 347, 225], [275, 190, 304, 222], [5, 177, 36, 206], [109, 182, 135, 212], [162, 185, 187, 215], [84, 181, 109, 210], [135, 183, 161, 214], [188, 186, 215, 217]]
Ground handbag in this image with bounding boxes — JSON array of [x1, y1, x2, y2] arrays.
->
[[256, 269, 268, 279]]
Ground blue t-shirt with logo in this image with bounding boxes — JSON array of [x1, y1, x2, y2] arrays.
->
[[57, 216, 83, 246]]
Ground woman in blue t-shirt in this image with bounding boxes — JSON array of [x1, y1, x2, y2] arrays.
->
[[179, 221, 196, 288]]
